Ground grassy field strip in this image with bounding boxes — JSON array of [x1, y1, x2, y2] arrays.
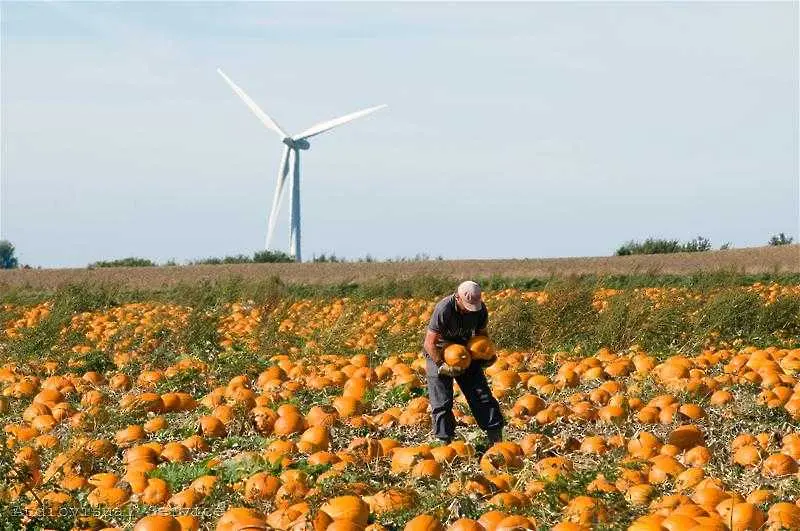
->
[[0, 245, 797, 290]]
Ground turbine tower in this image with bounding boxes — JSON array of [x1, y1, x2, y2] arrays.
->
[[217, 68, 387, 262]]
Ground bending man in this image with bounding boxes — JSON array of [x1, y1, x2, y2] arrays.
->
[[422, 280, 504, 444]]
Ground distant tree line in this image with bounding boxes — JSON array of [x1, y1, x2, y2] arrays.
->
[[88, 250, 295, 268], [85, 251, 444, 266], [615, 232, 795, 256], [0, 234, 795, 269], [769, 233, 794, 246], [89, 257, 157, 268], [87, 250, 444, 267], [615, 236, 714, 256], [190, 250, 294, 265], [310, 252, 444, 263]]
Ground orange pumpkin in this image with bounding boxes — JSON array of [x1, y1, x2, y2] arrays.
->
[[495, 515, 536, 531], [477, 511, 508, 531], [761, 453, 798, 477], [404, 515, 444, 531], [728, 502, 765, 531], [319, 496, 370, 526], [767, 502, 800, 528], [141, 478, 170, 505], [447, 519, 485, 531], [364, 489, 417, 514], [198, 415, 226, 438], [444, 344, 471, 369], [668, 424, 704, 450], [216, 508, 268, 531], [133, 515, 182, 531], [466, 336, 496, 361]]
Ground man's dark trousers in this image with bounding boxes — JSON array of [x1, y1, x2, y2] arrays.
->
[[425, 355, 504, 441]]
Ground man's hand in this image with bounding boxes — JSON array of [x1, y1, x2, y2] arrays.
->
[[437, 363, 464, 378]]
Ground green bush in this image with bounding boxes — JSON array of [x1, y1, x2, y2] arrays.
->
[[616, 236, 712, 256], [769, 233, 795, 246], [312, 253, 344, 263], [253, 250, 294, 263], [89, 257, 155, 268], [682, 236, 713, 252], [0, 240, 18, 269], [192, 254, 253, 265], [190, 251, 293, 265]]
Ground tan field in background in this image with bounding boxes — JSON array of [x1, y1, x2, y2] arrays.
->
[[0, 245, 797, 291]]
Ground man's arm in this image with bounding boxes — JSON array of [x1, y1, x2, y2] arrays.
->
[[424, 329, 444, 365]]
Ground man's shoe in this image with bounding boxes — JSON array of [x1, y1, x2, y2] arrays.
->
[[487, 429, 503, 444]]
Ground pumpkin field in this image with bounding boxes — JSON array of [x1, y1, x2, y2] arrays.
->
[[1, 274, 800, 531]]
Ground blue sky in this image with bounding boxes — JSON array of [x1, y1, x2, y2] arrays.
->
[[1, 2, 798, 267]]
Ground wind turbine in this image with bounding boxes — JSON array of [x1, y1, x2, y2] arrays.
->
[[217, 68, 387, 262]]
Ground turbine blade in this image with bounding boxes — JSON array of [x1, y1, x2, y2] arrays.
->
[[217, 68, 288, 139], [265, 146, 291, 249], [293, 104, 387, 141]]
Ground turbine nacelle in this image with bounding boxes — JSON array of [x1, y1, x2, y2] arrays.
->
[[283, 138, 310, 150]]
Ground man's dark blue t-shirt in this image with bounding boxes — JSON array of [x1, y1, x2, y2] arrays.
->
[[424, 294, 488, 356]]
